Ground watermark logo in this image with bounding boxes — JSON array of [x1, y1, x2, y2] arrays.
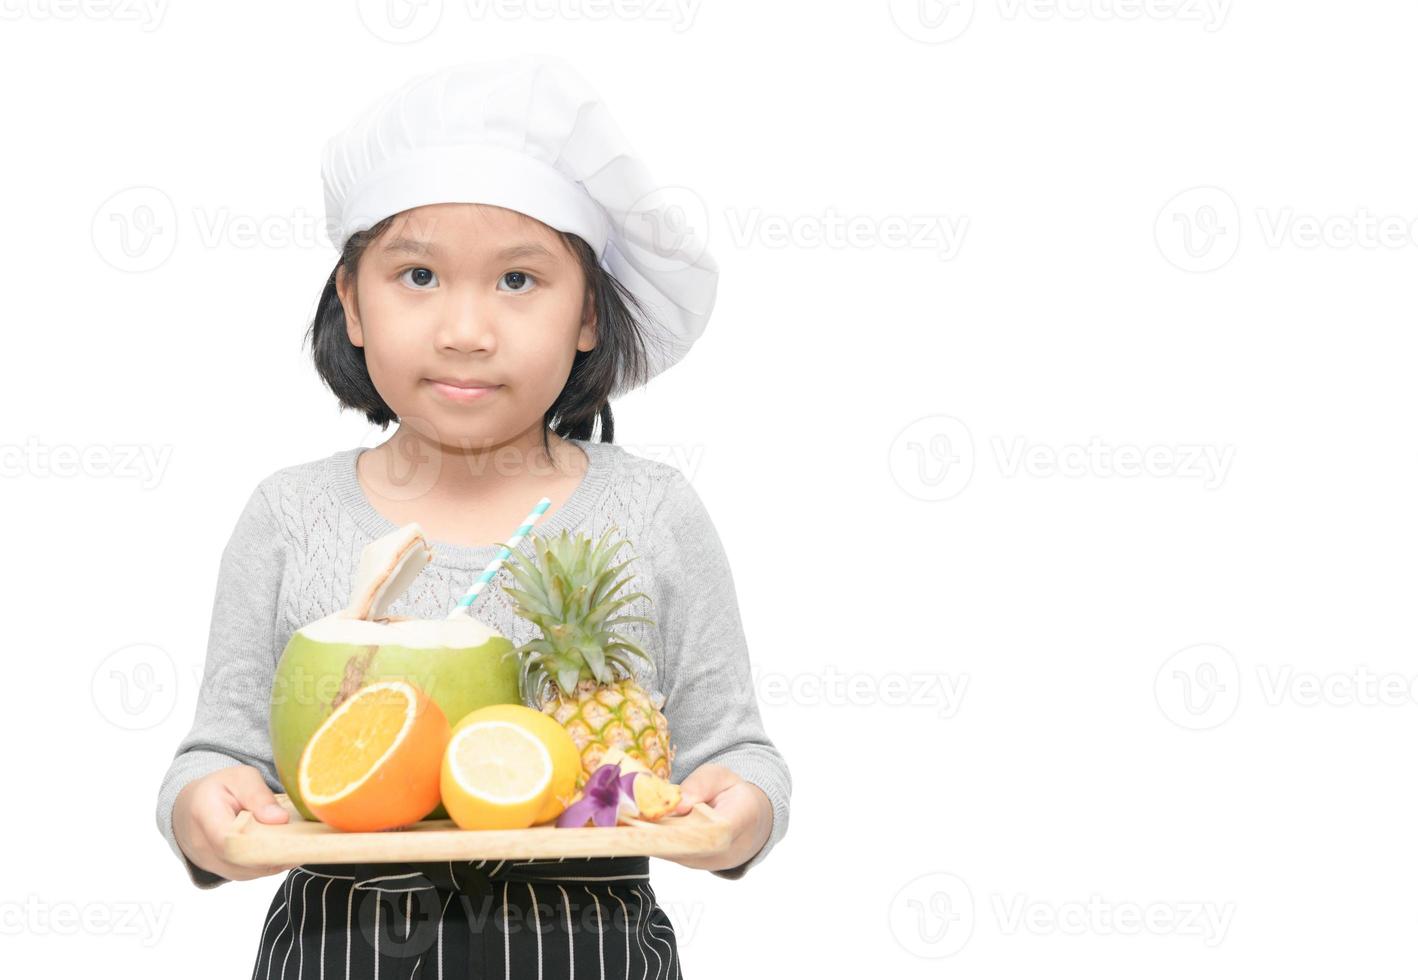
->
[[1155, 643, 1241, 731], [889, 872, 975, 957], [92, 643, 179, 731], [357, 0, 444, 42], [92, 188, 333, 272], [92, 187, 179, 273], [618, 191, 968, 266], [1159, 646, 1418, 729], [889, 415, 975, 501], [1157, 185, 1418, 271], [889, 0, 976, 43], [624, 185, 713, 274], [892, 417, 1234, 500], [889, 871, 1235, 954], [1154, 186, 1241, 273]]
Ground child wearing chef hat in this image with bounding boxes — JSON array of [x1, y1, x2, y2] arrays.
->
[[157, 54, 791, 977]]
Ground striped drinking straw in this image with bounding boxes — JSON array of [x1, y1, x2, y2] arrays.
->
[[446, 496, 552, 618]]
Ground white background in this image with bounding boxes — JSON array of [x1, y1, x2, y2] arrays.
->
[[3, 1, 1416, 976]]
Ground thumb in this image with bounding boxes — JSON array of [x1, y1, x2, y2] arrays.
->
[[231, 768, 289, 824], [670, 764, 734, 815]]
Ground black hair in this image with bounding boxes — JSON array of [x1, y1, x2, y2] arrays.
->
[[304, 212, 662, 460]]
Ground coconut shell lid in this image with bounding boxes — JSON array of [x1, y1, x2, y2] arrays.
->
[[344, 522, 433, 621]]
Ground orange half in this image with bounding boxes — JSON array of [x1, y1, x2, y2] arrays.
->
[[298, 679, 450, 832]]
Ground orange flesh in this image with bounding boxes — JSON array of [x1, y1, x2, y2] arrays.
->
[[303, 686, 409, 800]]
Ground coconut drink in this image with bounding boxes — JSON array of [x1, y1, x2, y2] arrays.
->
[[270, 523, 520, 821]]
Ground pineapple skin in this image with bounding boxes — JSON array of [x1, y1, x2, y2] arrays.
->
[[542, 677, 673, 786]]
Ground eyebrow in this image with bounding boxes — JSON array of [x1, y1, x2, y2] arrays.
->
[[379, 238, 558, 263], [380, 237, 435, 256]]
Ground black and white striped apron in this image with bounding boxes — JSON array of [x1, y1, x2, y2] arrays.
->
[[250, 856, 682, 979]]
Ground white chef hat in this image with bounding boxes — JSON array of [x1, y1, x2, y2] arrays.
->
[[320, 54, 718, 395]]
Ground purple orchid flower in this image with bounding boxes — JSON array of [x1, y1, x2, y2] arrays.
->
[[556, 763, 641, 828]]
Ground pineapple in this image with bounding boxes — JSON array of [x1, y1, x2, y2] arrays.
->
[[501, 526, 674, 786]]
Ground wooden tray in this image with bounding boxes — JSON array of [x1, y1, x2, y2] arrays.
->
[[223, 794, 731, 867]]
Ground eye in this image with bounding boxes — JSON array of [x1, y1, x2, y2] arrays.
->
[[499, 271, 536, 293], [400, 267, 438, 289]]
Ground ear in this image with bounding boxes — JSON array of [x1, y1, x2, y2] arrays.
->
[[336, 265, 364, 348], [576, 287, 598, 353]]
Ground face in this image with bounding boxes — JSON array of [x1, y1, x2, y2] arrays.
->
[[337, 203, 597, 452]]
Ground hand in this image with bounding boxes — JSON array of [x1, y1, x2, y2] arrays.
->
[[664, 763, 772, 873], [172, 765, 295, 883]]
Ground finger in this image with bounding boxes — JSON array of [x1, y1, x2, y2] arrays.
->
[[685, 765, 737, 799], [229, 768, 290, 824], [670, 781, 707, 814], [670, 783, 709, 815], [671, 767, 734, 814]]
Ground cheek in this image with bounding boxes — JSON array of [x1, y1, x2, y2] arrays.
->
[[363, 328, 411, 377], [356, 290, 424, 393], [510, 330, 581, 398], [525, 292, 588, 363]]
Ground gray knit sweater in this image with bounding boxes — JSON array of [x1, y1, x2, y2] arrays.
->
[[154, 437, 791, 887]]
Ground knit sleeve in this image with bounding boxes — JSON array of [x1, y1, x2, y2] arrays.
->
[[647, 469, 792, 879], [153, 478, 288, 889]]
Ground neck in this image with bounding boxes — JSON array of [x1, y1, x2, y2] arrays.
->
[[365, 418, 579, 503]]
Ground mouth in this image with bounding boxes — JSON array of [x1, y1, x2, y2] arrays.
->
[[425, 378, 503, 403]]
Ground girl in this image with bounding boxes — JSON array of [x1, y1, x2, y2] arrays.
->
[[154, 56, 790, 978]]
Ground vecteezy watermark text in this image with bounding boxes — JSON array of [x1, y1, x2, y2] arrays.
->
[[993, 436, 1234, 489], [1155, 644, 1418, 730], [1, 438, 172, 489], [888, 871, 1235, 957], [0, 896, 173, 947], [753, 666, 968, 718], [889, 415, 1235, 502]]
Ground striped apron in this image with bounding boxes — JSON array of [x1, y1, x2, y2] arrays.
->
[[250, 856, 682, 979]]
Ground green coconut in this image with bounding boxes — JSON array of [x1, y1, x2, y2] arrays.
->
[[269, 522, 520, 821]]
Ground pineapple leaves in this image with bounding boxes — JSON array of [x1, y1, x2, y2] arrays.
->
[[589, 560, 638, 608], [501, 567, 552, 616], [556, 666, 581, 696], [579, 642, 611, 681], [590, 573, 637, 612], [502, 525, 660, 700], [603, 615, 655, 630], [516, 638, 554, 657], [605, 641, 650, 669], [588, 591, 651, 626]]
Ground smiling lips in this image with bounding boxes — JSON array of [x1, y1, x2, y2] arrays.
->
[[427, 377, 502, 402]]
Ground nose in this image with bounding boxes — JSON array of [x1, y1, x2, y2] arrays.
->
[[435, 289, 497, 354]]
